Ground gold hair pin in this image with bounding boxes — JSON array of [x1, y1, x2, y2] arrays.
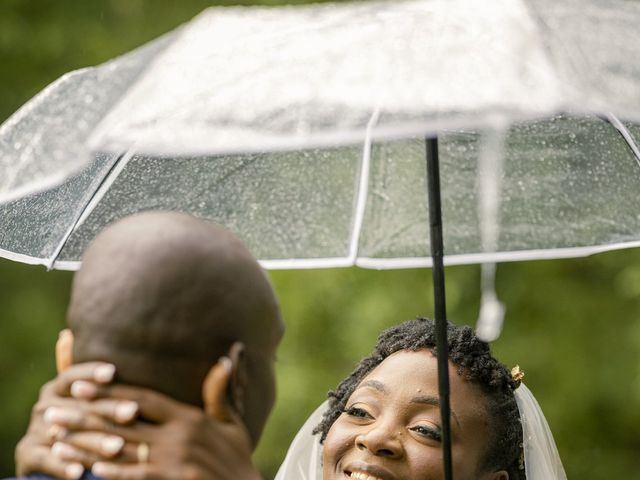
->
[[511, 365, 525, 388]]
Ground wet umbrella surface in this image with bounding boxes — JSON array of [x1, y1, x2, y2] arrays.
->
[[1, 0, 639, 269]]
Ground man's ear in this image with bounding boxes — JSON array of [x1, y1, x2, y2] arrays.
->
[[202, 342, 246, 421], [227, 342, 247, 417], [55, 329, 74, 373]]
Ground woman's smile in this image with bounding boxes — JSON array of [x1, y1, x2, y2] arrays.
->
[[344, 460, 397, 480]]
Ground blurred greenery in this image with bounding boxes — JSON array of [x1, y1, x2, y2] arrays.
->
[[1, 1, 639, 479]]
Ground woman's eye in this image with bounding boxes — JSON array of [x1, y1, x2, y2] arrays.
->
[[343, 406, 372, 419], [410, 424, 442, 442]]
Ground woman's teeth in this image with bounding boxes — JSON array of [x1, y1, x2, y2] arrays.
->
[[349, 471, 383, 480]]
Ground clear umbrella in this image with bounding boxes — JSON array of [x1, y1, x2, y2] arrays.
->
[[2, 0, 639, 270], [2, 0, 640, 478]]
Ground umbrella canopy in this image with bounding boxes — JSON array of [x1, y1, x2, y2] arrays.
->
[[1, 0, 639, 270]]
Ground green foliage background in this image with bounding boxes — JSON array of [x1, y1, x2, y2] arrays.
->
[[1, 1, 639, 478]]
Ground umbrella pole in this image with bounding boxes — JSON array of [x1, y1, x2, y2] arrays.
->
[[425, 136, 453, 480]]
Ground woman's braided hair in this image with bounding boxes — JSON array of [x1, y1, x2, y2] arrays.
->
[[313, 317, 525, 479]]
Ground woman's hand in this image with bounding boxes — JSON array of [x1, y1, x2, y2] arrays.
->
[[66, 377, 260, 480], [16, 357, 262, 480], [15, 361, 128, 479]]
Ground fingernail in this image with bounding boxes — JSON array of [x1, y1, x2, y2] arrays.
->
[[219, 356, 232, 373], [65, 463, 84, 480], [92, 462, 115, 477], [70, 380, 97, 399], [44, 407, 62, 423], [101, 435, 125, 456], [115, 401, 138, 423], [94, 364, 116, 383], [44, 407, 80, 425], [58, 329, 72, 340], [52, 442, 77, 460]]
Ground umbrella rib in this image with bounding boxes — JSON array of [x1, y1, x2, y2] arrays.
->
[[602, 112, 640, 169], [347, 108, 380, 263], [45, 149, 136, 270], [41, 238, 640, 273], [355, 239, 640, 269]]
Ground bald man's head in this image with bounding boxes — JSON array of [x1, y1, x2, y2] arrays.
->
[[67, 211, 283, 444]]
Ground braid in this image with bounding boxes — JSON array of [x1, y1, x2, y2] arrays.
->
[[313, 317, 525, 479]]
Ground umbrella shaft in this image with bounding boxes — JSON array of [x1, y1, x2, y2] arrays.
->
[[425, 136, 453, 480]]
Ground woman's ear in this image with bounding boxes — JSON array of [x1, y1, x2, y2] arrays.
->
[[55, 329, 74, 373]]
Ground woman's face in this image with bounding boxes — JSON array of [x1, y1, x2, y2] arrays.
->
[[323, 349, 507, 480]]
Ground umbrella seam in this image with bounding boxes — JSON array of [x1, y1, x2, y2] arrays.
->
[[45, 148, 136, 270], [602, 113, 640, 169], [347, 108, 380, 263]]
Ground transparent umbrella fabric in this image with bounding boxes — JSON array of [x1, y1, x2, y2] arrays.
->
[[1, 0, 640, 270], [87, 0, 563, 156], [0, 31, 177, 205], [2, 114, 640, 270], [84, 0, 640, 155]]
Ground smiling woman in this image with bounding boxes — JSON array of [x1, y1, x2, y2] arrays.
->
[[276, 318, 566, 480], [322, 350, 506, 480]]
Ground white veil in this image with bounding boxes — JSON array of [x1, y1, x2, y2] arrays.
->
[[274, 401, 326, 480], [514, 383, 567, 480], [274, 385, 566, 480]]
